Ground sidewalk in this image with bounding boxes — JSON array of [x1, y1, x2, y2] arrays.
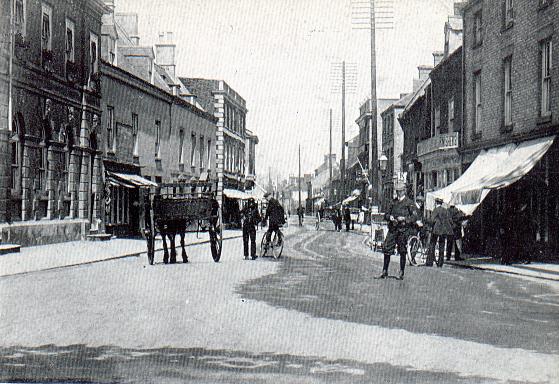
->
[[0, 230, 242, 278]]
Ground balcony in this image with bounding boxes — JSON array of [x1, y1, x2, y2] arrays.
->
[[417, 132, 459, 157]]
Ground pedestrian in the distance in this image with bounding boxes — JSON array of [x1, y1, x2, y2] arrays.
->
[[240, 198, 261, 260], [428, 198, 454, 267], [343, 206, 351, 232]]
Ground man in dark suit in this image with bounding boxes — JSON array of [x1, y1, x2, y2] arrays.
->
[[376, 184, 418, 280], [428, 198, 454, 267], [240, 198, 261, 260], [264, 193, 285, 244]]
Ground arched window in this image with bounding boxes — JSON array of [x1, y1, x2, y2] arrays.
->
[[39, 121, 49, 191]]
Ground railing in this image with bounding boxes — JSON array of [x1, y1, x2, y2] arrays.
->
[[417, 132, 459, 157]]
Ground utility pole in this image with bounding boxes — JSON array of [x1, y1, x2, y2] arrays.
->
[[341, 61, 346, 201], [329, 108, 332, 203], [298, 144, 302, 226]]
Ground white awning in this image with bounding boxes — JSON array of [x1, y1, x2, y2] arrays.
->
[[223, 188, 251, 200], [342, 195, 358, 205], [426, 136, 555, 215], [106, 171, 158, 188]]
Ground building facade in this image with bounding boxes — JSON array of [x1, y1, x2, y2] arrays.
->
[[460, 0, 558, 256], [0, 0, 107, 246], [99, 6, 217, 236]]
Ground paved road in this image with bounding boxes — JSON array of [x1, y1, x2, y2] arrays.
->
[[0, 221, 558, 383]]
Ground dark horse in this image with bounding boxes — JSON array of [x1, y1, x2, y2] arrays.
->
[[156, 219, 189, 264]]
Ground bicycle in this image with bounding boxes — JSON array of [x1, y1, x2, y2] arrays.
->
[[260, 227, 284, 259], [407, 228, 441, 266]]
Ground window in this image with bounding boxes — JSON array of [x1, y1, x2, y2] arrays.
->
[[504, 0, 514, 27], [199, 135, 205, 168], [11, 117, 22, 191], [474, 10, 483, 46], [191, 133, 197, 167], [474, 71, 482, 134], [540, 39, 552, 117], [65, 19, 75, 63], [132, 113, 139, 157], [14, 0, 25, 37], [448, 97, 455, 132], [178, 129, 185, 164], [434, 106, 441, 135], [155, 120, 161, 158], [504, 56, 513, 126], [207, 139, 212, 168], [39, 127, 48, 191], [89, 33, 99, 75], [41, 3, 52, 51], [106, 107, 114, 152]]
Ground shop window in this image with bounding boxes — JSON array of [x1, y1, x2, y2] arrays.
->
[[540, 39, 552, 117]]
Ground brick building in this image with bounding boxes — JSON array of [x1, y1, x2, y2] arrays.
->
[[181, 78, 255, 225], [0, 0, 107, 246], [435, 0, 558, 257], [99, 5, 217, 236]]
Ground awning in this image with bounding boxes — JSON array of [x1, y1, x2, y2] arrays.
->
[[426, 136, 555, 215], [223, 188, 251, 200], [342, 195, 358, 205], [106, 171, 158, 188], [314, 197, 325, 206]]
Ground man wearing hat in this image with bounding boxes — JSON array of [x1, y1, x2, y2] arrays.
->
[[428, 197, 454, 267], [263, 192, 286, 246], [377, 182, 418, 280], [240, 198, 261, 260]]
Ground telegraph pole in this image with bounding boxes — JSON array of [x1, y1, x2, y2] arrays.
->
[[329, 108, 332, 203], [341, 61, 346, 201], [369, 0, 378, 210], [298, 144, 302, 226]]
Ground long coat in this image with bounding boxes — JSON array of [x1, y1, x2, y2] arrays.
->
[[431, 205, 454, 236]]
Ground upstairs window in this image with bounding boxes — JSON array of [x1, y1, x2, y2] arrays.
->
[[190, 133, 197, 167], [199, 135, 205, 168], [106, 107, 114, 152], [448, 97, 455, 132], [132, 113, 139, 157], [504, 0, 514, 27], [41, 3, 52, 51], [503, 56, 513, 126], [434, 106, 441, 135], [178, 129, 185, 164], [65, 19, 75, 63], [89, 33, 99, 75], [540, 39, 553, 117], [14, 0, 26, 37], [207, 139, 212, 169], [474, 10, 483, 46], [155, 120, 161, 159], [474, 71, 482, 133]]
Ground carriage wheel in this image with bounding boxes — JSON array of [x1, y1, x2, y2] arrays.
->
[[407, 236, 425, 266], [210, 208, 223, 262]]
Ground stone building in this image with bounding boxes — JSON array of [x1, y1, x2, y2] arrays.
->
[[99, 5, 217, 236], [444, 0, 558, 257], [0, 0, 107, 246]]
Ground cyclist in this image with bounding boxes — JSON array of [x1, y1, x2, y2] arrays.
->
[[263, 192, 285, 246]]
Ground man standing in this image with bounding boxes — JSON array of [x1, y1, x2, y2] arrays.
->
[[448, 205, 467, 261], [343, 206, 351, 232], [428, 198, 454, 267], [376, 184, 417, 280], [240, 198, 261, 260], [264, 192, 285, 244]]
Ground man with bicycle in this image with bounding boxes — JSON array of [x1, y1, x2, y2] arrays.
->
[[263, 192, 285, 247], [376, 183, 418, 281]]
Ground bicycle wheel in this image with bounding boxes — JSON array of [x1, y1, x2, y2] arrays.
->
[[260, 234, 269, 257], [407, 236, 420, 266], [272, 232, 284, 259]]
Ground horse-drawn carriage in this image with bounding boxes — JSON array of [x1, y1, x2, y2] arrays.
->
[[143, 180, 223, 265]]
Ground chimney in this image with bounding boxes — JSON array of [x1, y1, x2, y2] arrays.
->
[[115, 13, 140, 45], [433, 51, 444, 67], [417, 65, 433, 81], [155, 32, 176, 80]]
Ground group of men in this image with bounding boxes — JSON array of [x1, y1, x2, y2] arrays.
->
[[239, 193, 285, 260], [377, 184, 468, 281]]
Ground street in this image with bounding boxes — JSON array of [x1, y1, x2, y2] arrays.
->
[[1, 219, 558, 383]]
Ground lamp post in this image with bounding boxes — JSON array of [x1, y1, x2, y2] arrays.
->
[[378, 152, 388, 211]]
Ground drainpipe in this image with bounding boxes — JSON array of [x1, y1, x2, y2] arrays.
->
[[8, 0, 14, 133]]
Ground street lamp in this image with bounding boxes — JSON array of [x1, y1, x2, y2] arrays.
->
[[378, 153, 388, 172]]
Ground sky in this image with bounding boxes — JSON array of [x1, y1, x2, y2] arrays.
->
[[116, 0, 457, 182]]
